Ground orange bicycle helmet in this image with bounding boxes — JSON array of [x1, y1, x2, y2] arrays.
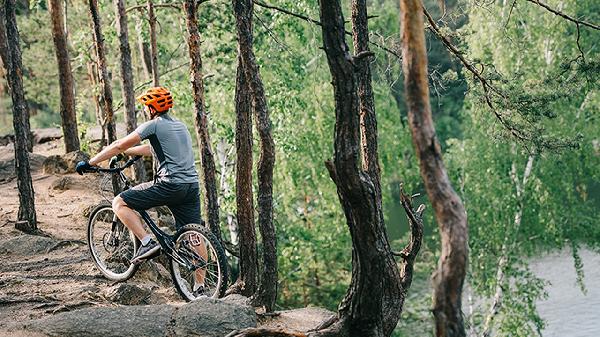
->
[[136, 87, 173, 113]]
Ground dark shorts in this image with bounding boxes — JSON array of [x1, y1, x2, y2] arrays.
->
[[120, 181, 201, 230]]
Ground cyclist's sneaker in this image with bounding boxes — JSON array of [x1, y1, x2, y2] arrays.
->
[[192, 283, 208, 298], [131, 239, 160, 264]]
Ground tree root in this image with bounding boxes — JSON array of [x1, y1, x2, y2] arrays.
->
[[225, 328, 307, 337]]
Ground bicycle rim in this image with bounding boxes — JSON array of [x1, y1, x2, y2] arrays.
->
[[88, 205, 138, 281], [169, 225, 227, 301]]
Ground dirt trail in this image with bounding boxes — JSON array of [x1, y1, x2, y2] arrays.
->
[[0, 139, 179, 328], [0, 136, 335, 334]]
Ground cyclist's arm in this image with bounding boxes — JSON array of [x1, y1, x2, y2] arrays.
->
[[89, 132, 142, 166], [124, 144, 152, 157]]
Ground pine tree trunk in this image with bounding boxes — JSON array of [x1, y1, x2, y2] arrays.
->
[[314, 1, 408, 336], [232, 56, 257, 297], [48, 0, 80, 153], [1, 2, 31, 152], [87, 61, 105, 146], [184, 0, 221, 241], [89, 0, 116, 144], [4, 0, 37, 232], [0, 6, 8, 71], [351, 0, 379, 183], [135, 17, 152, 81], [233, 0, 278, 312], [399, 1, 468, 336], [350, 1, 405, 334], [114, 0, 146, 183], [147, 0, 159, 86]]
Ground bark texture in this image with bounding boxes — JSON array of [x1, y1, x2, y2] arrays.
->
[[313, 1, 406, 336], [184, 0, 221, 241], [232, 56, 257, 297], [114, 0, 146, 183], [0, 6, 8, 71], [4, 0, 37, 232], [147, 0, 159, 86], [351, 0, 379, 184], [89, 0, 116, 144], [48, 0, 80, 153], [233, 0, 278, 312], [1, 2, 31, 152], [135, 18, 152, 81], [399, 1, 468, 336]]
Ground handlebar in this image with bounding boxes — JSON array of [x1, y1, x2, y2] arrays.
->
[[84, 155, 142, 174]]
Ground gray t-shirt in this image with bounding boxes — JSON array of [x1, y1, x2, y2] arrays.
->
[[135, 114, 198, 183]]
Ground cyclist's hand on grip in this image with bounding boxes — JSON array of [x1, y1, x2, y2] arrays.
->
[[76, 161, 92, 175]]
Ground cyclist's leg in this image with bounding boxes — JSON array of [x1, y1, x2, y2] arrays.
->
[[167, 183, 207, 286], [113, 182, 155, 241]]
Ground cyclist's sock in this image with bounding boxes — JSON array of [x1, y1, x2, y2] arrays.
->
[[141, 234, 152, 246]]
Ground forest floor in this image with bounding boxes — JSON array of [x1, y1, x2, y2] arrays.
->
[[0, 133, 332, 334], [0, 137, 184, 327]]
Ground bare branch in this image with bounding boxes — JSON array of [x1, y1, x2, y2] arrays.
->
[[225, 328, 306, 337], [253, 0, 401, 59], [422, 6, 532, 144], [126, 3, 182, 13], [398, 184, 424, 290], [524, 0, 600, 31]]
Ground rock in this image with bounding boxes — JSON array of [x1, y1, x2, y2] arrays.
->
[[43, 155, 69, 174], [104, 283, 152, 305], [258, 307, 336, 333], [173, 298, 257, 336], [222, 294, 251, 307], [62, 151, 89, 173], [135, 258, 172, 286], [49, 177, 75, 191], [0, 235, 57, 255], [43, 151, 89, 175], [7, 297, 256, 337], [32, 128, 63, 144], [0, 145, 46, 181], [0, 134, 15, 147], [15, 305, 173, 337]]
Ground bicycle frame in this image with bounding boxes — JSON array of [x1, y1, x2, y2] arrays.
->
[[93, 157, 206, 271]]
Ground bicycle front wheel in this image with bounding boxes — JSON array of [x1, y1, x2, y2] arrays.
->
[[169, 224, 228, 301], [87, 203, 139, 281]]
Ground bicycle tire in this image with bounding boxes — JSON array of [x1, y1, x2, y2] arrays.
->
[[168, 224, 228, 301], [87, 202, 139, 281]]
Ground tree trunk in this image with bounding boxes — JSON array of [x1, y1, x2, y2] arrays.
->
[[313, 1, 410, 336], [48, 0, 80, 153], [1, 3, 31, 152], [481, 155, 535, 337], [87, 60, 105, 146], [135, 17, 152, 81], [114, 0, 146, 183], [89, 0, 116, 144], [351, 0, 379, 183], [231, 56, 257, 297], [233, 0, 278, 312], [4, 0, 37, 232], [184, 0, 221, 241], [399, 1, 468, 336], [147, 0, 159, 86], [0, 6, 8, 71]]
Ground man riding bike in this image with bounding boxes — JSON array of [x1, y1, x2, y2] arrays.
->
[[77, 87, 207, 294]]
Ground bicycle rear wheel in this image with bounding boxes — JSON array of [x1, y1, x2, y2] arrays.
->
[[169, 224, 228, 301], [87, 203, 139, 281]]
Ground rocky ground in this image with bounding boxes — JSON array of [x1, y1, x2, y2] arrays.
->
[[0, 131, 334, 336]]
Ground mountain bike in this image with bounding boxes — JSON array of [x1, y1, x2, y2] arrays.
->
[[83, 156, 228, 301]]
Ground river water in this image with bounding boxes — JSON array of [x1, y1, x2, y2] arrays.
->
[[530, 247, 600, 337]]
